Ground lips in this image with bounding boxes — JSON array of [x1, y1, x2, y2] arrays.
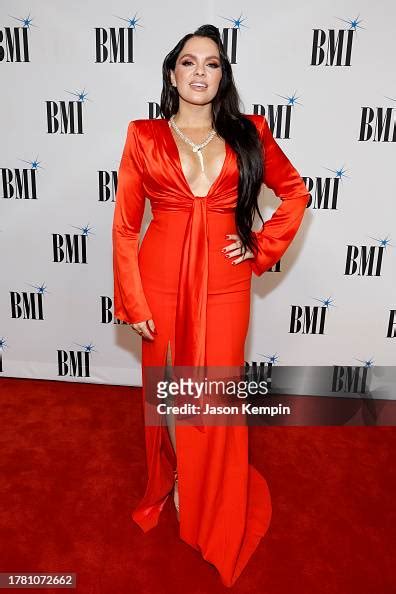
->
[[190, 83, 207, 88]]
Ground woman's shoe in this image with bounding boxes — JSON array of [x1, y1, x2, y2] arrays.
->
[[173, 470, 180, 521]]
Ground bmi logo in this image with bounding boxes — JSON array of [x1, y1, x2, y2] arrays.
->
[[0, 14, 35, 62], [52, 224, 94, 264], [253, 101, 301, 139], [46, 89, 90, 134], [306, 165, 349, 210], [290, 296, 335, 334], [1, 157, 42, 200], [58, 342, 96, 378], [95, 14, 141, 63], [10, 282, 48, 320], [332, 357, 373, 394], [310, 15, 364, 66], [359, 107, 396, 142], [345, 235, 391, 276], [244, 358, 274, 387], [218, 15, 247, 64], [98, 167, 118, 203]]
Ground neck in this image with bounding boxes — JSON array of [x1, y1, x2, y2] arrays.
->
[[172, 102, 213, 129]]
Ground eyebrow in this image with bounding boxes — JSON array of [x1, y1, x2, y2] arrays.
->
[[179, 53, 220, 60]]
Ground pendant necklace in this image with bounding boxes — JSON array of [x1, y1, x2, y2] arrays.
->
[[168, 114, 217, 173]]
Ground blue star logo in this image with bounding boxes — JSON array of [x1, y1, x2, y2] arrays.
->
[[323, 165, 350, 180], [219, 14, 248, 31], [355, 357, 374, 368], [0, 337, 8, 352], [368, 235, 393, 249], [26, 282, 49, 295], [114, 13, 143, 29], [312, 296, 336, 309], [71, 223, 95, 237], [275, 90, 302, 108], [260, 353, 280, 365], [19, 156, 43, 170], [65, 89, 90, 103], [335, 15, 365, 32], [74, 342, 97, 354], [10, 13, 36, 30]]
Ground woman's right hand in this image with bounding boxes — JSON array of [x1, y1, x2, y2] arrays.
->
[[129, 318, 156, 341]]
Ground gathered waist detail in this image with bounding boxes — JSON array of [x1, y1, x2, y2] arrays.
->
[[151, 197, 236, 215]]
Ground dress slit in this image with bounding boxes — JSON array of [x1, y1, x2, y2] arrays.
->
[[131, 334, 178, 532], [165, 338, 174, 370]]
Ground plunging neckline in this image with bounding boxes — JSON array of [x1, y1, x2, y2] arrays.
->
[[164, 118, 229, 199]]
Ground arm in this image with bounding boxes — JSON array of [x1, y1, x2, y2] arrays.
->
[[112, 120, 153, 324], [250, 115, 310, 277]]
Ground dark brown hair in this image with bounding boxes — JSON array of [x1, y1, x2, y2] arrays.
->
[[160, 23, 265, 255]]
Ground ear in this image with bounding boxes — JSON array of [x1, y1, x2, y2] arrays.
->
[[169, 69, 176, 87]]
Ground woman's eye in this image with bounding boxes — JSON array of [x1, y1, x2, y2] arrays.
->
[[181, 60, 220, 68]]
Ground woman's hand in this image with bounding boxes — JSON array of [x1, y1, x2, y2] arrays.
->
[[129, 318, 156, 340], [222, 234, 254, 265]]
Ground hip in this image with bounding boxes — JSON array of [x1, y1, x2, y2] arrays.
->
[[138, 211, 252, 295]]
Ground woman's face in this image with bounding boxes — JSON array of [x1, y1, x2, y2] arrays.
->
[[170, 36, 222, 107]]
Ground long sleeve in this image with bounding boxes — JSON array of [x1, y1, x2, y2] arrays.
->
[[250, 115, 310, 277], [112, 120, 153, 324]]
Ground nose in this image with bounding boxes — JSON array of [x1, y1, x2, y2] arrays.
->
[[194, 66, 205, 77]]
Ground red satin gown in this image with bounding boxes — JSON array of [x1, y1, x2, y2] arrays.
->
[[112, 113, 309, 587]]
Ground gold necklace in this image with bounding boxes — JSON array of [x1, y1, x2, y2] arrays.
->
[[169, 114, 217, 172]]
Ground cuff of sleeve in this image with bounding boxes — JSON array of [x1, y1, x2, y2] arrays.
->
[[114, 301, 153, 325], [250, 259, 264, 277], [250, 229, 266, 276]]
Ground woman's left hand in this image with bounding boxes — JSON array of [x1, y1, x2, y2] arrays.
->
[[222, 234, 254, 265]]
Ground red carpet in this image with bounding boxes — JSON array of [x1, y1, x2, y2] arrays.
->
[[0, 377, 394, 593]]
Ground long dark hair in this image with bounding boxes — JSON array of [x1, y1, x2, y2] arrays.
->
[[160, 24, 265, 256]]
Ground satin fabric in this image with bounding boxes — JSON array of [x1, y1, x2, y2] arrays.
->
[[112, 114, 309, 586]]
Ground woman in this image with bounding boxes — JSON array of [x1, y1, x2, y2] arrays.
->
[[112, 24, 309, 587]]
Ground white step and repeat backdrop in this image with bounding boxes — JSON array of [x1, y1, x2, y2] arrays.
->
[[1, 0, 395, 387]]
